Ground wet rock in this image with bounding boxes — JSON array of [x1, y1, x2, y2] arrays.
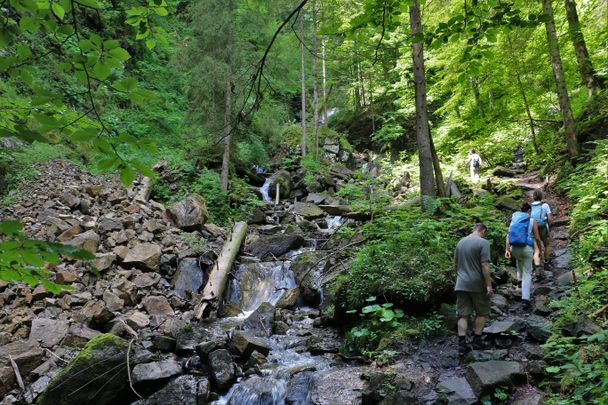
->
[[511, 393, 544, 405], [562, 316, 602, 337], [521, 343, 544, 360], [525, 315, 552, 342], [436, 376, 477, 405], [248, 208, 266, 224], [464, 349, 508, 363], [362, 370, 413, 404], [133, 375, 209, 405], [310, 367, 369, 405], [223, 376, 286, 405], [231, 331, 271, 359], [65, 230, 100, 253], [465, 360, 525, 396], [165, 194, 209, 231], [29, 318, 69, 348], [276, 287, 299, 309], [208, 349, 236, 390], [173, 258, 205, 298], [292, 202, 325, 219], [132, 358, 182, 383], [179, 325, 228, 355], [142, 296, 175, 316], [247, 234, 305, 258], [39, 334, 129, 405], [152, 336, 176, 352], [306, 330, 341, 354], [242, 302, 274, 337], [123, 243, 162, 272]]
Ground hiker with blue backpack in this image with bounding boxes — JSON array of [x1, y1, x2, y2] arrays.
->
[[505, 202, 543, 310], [531, 189, 553, 268], [468, 149, 482, 184]]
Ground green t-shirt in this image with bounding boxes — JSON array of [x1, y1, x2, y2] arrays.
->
[[454, 234, 491, 292]]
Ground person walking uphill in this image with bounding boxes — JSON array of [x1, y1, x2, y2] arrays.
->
[[505, 202, 542, 310], [454, 223, 493, 355], [531, 189, 553, 267], [467, 149, 482, 184]]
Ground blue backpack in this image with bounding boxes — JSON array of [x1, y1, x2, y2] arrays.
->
[[531, 203, 548, 227], [508, 211, 534, 247]]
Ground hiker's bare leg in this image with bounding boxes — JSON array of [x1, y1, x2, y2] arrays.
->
[[457, 317, 468, 336], [474, 316, 486, 335]]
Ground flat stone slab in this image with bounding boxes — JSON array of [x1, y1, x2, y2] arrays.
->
[[436, 376, 477, 404], [484, 318, 524, 335], [132, 358, 182, 383], [466, 360, 525, 396], [29, 318, 69, 348]]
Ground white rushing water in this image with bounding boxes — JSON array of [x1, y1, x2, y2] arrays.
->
[[260, 178, 273, 203]]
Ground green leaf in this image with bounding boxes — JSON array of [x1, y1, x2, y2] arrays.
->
[[93, 61, 110, 80], [546, 366, 561, 373], [103, 39, 120, 50], [154, 7, 168, 16], [75, 0, 100, 9], [0, 220, 23, 236], [97, 158, 117, 170], [70, 128, 98, 142], [114, 76, 138, 91], [19, 16, 40, 33], [108, 47, 130, 61], [131, 160, 155, 178], [145, 39, 156, 50], [52, 2, 66, 19], [120, 167, 136, 186]]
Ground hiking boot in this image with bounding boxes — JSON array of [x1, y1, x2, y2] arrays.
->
[[471, 335, 489, 350], [458, 340, 471, 356]]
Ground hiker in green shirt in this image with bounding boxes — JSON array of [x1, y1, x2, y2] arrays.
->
[[454, 222, 493, 355]]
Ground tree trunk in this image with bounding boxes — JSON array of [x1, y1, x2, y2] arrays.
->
[[470, 77, 485, 119], [311, 0, 319, 158], [409, 0, 436, 199], [220, 65, 232, 192], [564, 0, 603, 96], [369, 72, 375, 133], [430, 136, 446, 197], [322, 40, 328, 126], [542, 0, 578, 157], [507, 35, 541, 154], [194, 221, 248, 319], [300, 12, 307, 157]]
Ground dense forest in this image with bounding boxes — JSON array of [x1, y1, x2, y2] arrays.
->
[[0, 0, 607, 404]]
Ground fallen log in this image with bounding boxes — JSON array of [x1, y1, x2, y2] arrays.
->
[[194, 221, 248, 319]]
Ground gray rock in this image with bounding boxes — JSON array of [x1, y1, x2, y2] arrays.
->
[[521, 343, 544, 360], [436, 376, 477, 405], [103, 290, 125, 312], [208, 349, 236, 390], [142, 296, 175, 316], [562, 316, 602, 337], [133, 272, 161, 288], [247, 234, 305, 258], [152, 336, 176, 352], [494, 195, 520, 212], [465, 360, 525, 396], [511, 393, 544, 405], [165, 194, 209, 231], [490, 294, 508, 311], [553, 248, 573, 269], [525, 315, 552, 342], [96, 216, 123, 233], [231, 331, 271, 359], [276, 287, 299, 309], [268, 170, 292, 199], [126, 311, 150, 330], [173, 258, 205, 298], [65, 230, 100, 253], [133, 375, 209, 405], [305, 192, 329, 204], [483, 318, 524, 335], [77, 301, 115, 325], [464, 349, 508, 363], [39, 334, 129, 405], [310, 367, 368, 405], [123, 243, 162, 272], [0, 340, 44, 377], [92, 253, 116, 272], [242, 302, 275, 337], [132, 358, 182, 383], [493, 166, 523, 177], [29, 318, 69, 348], [292, 202, 325, 219], [556, 270, 575, 286], [62, 323, 100, 347]]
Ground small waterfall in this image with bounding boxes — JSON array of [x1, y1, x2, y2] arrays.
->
[[325, 215, 345, 233], [260, 178, 272, 203]]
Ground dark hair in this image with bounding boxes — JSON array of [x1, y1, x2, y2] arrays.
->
[[533, 189, 543, 201], [520, 202, 531, 212], [473, 222, 487, 233], [470, 149, 476, 154]]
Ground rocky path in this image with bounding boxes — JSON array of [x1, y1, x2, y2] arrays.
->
[[335, 171, 575, 404]]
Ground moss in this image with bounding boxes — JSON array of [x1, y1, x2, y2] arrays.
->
[[76, 333, 128, 361]]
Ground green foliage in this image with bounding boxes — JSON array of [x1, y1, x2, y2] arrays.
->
[[335, 196, 506, 310], [336, 170, 391, 216], [0, 220, 94, 294]]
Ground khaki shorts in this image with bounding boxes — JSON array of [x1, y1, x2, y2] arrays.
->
[[456, 291, 490, 317]]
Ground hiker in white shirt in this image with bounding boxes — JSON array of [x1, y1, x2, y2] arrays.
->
[[531, 189, 553, 267], [468, 149, 482, 184]]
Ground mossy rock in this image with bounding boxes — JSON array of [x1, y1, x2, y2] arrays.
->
[[38, 334, 129, 405]]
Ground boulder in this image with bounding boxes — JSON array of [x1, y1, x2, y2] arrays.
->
[[142, 296, 175, 316], [165, 194, 209, 231], [493, 166, 523, 177], [208, 349, 236, 390], [96, 216, 123, 234], [293, 202, 325, 219], [0, 341, 44, 395], [126, 311, 150, 330], [511, 393, 544, 405], [65, 230, 100, 253], [173, 258, 205, 298], [247, 234, 305, 258], [29, 318, 69, 348], [525, 315, 552, 342], [62, 323, 100, 347], [231, 331, 271, 359], [152, 336, 176, 352], [306, 192, 329, 205], [132, 375, 209, 405], [268, 170, 292, 199], [436, 376, 477, 405], [133, 272, 161, 288], [242, 302, 275, 337], [465, 360, 525, 396], [123, 243, 162, 272], [276, 287, 299, 309], [483, 318, 524, 335], [132, 358, 182, 383], [562, 316, 603, 337], [310, 367, 368, 405], [92, 253, 116, 272], [103, 291, 125, 312], [39, 334, 129, 405], [77, 301, 115, 325], [494, 195, 520, 212]]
